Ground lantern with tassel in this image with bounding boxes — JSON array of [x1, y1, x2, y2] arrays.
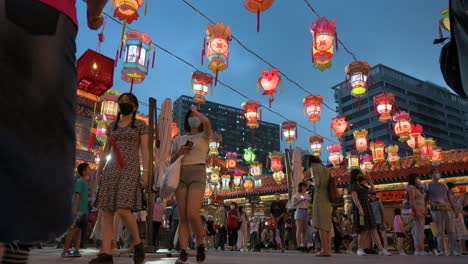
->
[[431, 147, 442, 166], [113, 0, 143, 28], [250, 162, 263, 177], [77, 49, 115, 96], [310, 17, 337, 71], [221, 175, 231, 191], [241, 101, 262, 129], [303, 95, 323, 128], [121, 30, 152, 92], [309, 135, 323, 156], [269, 151, 283, 172], [346, 151, 360, 171], [345, 61, 372, 101], [407, 124, 425, 154], [226, 152, 238, 171], [209, 132, 222, 156], [95, 123, 108, 143], [281, 121, 298, 145], [393, 111, 413, 142], [327, 143, 344, 167], [331, 116, 348, 138], [191, 71, 213, 104], [171, 122, 180, 140], [202, 22, 232, 85], [360, 154, 373, 173], [374, 92, 396, 122], [244, 0, 275, 32], [95, 90, 120, 143], [353, 129, 369, 152], [257, 69, 282, 107], [273, 171, 285, 184], [370, 141, 386, 163], [421, 138, 436, 160], [386, 145, 400, 167]]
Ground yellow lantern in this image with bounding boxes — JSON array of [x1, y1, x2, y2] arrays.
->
[[281, 121, 297, 145], [210, 166, 221, 185], [209, 132, 222, 156], [233, 175, 243, 189], [250, 162, 263, 177], [370, 141, 386, 163], [309, 135, 323, 156]]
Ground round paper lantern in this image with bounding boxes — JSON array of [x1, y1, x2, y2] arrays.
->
[[257, 69, 282, 107], [386, 145, 400, 166], [360, 154, 373, 173], [241, 101, 262, 129], [281, 121, 298, 145], [370, 141, 386, 163], [353, 129, 368, 152], [191, 71, 213, 104], [244, 0, 275, 32], [221, 175, 231, 191], [331, 116, 348, 138], [243, 147, 256, 164], [121, 30, 152, 92], [171, 122, 180, 140], [269, 151, 283, 172], [421, 138, 436, 160], [393, 111, 413, 142], [273, 171, 285, 184], [209, 132, 222, 156], [202, 22, 232, 84], [226, 152, 238, 171], [250, 162, 263, 177], [431, 147, 442, 166], [309, 135, 323, 156], [407, 124, 425, 153], [374, 92, 396, 122], [346, 151, 360, 171], [310, 17, 337, 71], [345, 61, 372, 99], [327, 144, 344, 167], [303, 95, 323, 125]]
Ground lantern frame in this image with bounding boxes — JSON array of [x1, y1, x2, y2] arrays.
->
[[353, 129, 369, 152], [77, 49, 115, 96], [281, 121, 298, 145], [241, 101, 262, 129], [113, 0, 143, 24], [309, 135, 324, 156], [121, 30, 152, 85], [204, 22, 232, 82], [221, 175, 231, 191], [209, 132, 222, 156], [310, 17, 337, 71], [226, 152, 238, 170], [191, 71, 214, 104], [407, 124, 424, 151], [345, 61, 372, 98], [269, 151, 283, 172], [421, 138, 436, 160], [374, 92, 396, 122], [346, 151, 360, 171], [250, 162, 263, 177], [303, 95, 323, 123], [273, 171, 285, 184], [370, 140, 386, 163]]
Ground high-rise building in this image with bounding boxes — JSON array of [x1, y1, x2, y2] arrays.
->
[[173, 95, 280, 167], [332, 64, 468, 155]]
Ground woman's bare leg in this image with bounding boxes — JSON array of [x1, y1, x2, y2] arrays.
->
[[175, 187, 189, 250], [102, 210, 115, 254], [116, 209, 141, 245]]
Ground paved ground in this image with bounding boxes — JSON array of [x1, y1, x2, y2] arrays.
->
[[27, 247, 467, 264]]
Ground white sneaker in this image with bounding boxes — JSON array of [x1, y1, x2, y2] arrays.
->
[[436, 251, 445, 256], [400, 252, 407, 256], [452, 251, 460, 256], [357, 249, 366, 256], [379, 249, 392, 256]]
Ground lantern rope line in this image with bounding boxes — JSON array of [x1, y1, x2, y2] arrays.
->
[[303, 0, 358, 62], [100, 10, 339, 144], [179, 0, 337, 114]]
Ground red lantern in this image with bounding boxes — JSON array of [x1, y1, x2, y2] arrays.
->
[[226, 152, 238, 171], [257, 69, 282, 107], [370, 140, 386, 163], [345, 61, 372, 100], [171, 122, 180, 140], [202, 22, 232, 85], [432, 147, 442, 165], [241, 101, 262, 129], [327, 144, 344, 167], [331, 117, 348, 138], [303, 95, 323, 125], [393, 111, 413, 142], [269, 151, 283, 172], [244, 0, 275, 32], [346, 151, 360, 171], [353, 129, 368, 152], [374, 92, 396, 122], [113, 0, 143, 25], [309, 136, 323, 156], [310, 17, 337, 71], [191, 71, 213, 104], [407, 124, 425, 153], [121, 30, 152, 92], [281, 121, 298, 145], [77, 49, 115, 96], [421, 138, 435, 160]]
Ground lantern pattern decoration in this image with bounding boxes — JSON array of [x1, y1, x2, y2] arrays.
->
[[374, 92, 397, 122], [95, 90, 120, 143], [171, 122, 180, 140], [254, 176, 262, 189], [281, 121, 298, 145], [353, 129, 369, 152], [243, 147, 256, 164], [346, 151, 360, 171], [241, 101, 262, 129], [310, 17, 337, 71], [221, 175, 231, 191], [327, 144, 344, 167], [345, 61, 372, 102], [244, 0, 275, 32], [202, 22, 232, 85], [250, 162, 263, 177], [273, 171, 285, 184], [210, 166, 221, 185], [386, 145, 400, 167], [431, 147, 442, 166], [233, 171, 243, 189], [95, 124, 108, 144], [331, 116, 348, 139], [243, 175, 255, 191], [407, 124, 425, 154], [226, 152, 238, 171], [112, 0, 143, 29], [303, 95, 323, 129], [269, 151, 283, 172], [209, 132, 222, 156], [360, 154, 374, 173], [77, 49, 115, 96], [191, 71, 213, 104], [309, 135, 324, 156], [421, 138, 436, 161], [370, 140, 386, 163], [439, 9, 450, 38], [121, 30, 153, 92], [257, 69, 282, 107], [393, 111, 413, 142]]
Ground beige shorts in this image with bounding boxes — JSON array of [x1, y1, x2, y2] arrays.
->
[[178, 164, 206, 191]]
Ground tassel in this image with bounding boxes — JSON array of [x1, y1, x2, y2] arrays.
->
[[87, 135, 96, 152], [279, 80, 283, 93], [144, 0, 149, 16], [438, 24, 443, 40], [110, 0, 114, 12], [269, 97, 273, 108], [120, 19, 127, 45], [256, 82, 260, 94], [259, 108, 262, 121], [214, 70, 219, 86], [201, 38, 206, 65], [115, 49, 119, 67], [257, 9, 260, 32], [119, 41, 124, 59], [137, 43, 142, 61], [110, 136, 125, 169], [335, 32, 339, 52], [345, 77, 349, 91], [130, 79, 134, 93], [152, 50, 156, 68]]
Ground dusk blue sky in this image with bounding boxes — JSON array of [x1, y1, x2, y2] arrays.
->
[[76, 0, 449, 158]]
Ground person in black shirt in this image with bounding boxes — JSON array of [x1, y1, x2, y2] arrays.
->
[[424, 210, 437, 255], [205, 215, 216, 250], [270, 192, 286, 252]]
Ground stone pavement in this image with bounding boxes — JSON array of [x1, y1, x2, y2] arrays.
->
[[28, 247, 467, 264]]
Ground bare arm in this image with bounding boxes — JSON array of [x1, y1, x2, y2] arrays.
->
[[191, 105, 212, 138], [86, 0, 108, 30], [73, 193, 80, 214]]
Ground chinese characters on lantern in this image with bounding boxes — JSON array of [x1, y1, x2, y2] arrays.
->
[[121, 30, 153, 92], [257, 69, 282, 107], [202, 22, 232, 85], [310, 17, 337, 71], [191, 71, 214, 104], [346, 151, 360, 171], [370, 141, 386, 163], [226, 152, 238, 171]]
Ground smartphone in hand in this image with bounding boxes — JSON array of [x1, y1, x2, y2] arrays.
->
[[185, 140, 194, 148]]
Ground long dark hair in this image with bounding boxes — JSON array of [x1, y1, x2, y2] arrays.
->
[[239, 206, 244, 215], [349, 169, 361, 185], [307, 155, 322, 168], [183, 110, 204, 133], [407, 173, 418, 186], [113, 93, 139, 131]]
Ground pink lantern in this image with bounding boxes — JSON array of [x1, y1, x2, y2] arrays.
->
[[421, 138, 435, 160], [327, 143, 344, 167], [257, 68, 282, 107], [353, 129, 368, 152], [407, 124, 425, 154], [393, 111, 413, 142], [360, 154, 373, 173]]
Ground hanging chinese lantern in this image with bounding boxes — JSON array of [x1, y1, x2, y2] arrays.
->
[[360, 154, 373, 173], [250, 162, 263, 177], [210, 166, 221, 185], [257, 69, 282, 107], [113, 0, 143, 32], [233, 171, 243, 189], [77, 49, 115, 96], [345, 61, 372, 104], [281, 121, 298, 145], [269, 151, 283, 172], [121, 30, 153, 92], [374, 92, 396, 122], [99, 90, 120, 121], [370, 141, 386, 163], [353, 129, 369, 152], [209, 132, 222, 156], [309, 136, 323, 156], [226, 152, 238, 171], [254, 176, 262, 188], [303, 95, 323, 128], [407, 124, 425, 154], [241, 101, 262, 129], [202, 22, 232, 85], [421, 138, 436, 160], [191, 71, 213, 104], [171, 122, 180, 140], [327, 144, 344, 167], [243, 175, 255, 191], [346, 151, 360, 171], [393, 111, 413, 142], [95, 123, 108, 143], [221, 175, 231, 191], [386, 145, 400, 167], [244, 0, 275, 32], [432, 147, 442, 166], [331, 117, 348, 138], [243, 147, 256, 164], [310, 17, 337, 71], [273, 171, 285, 184]]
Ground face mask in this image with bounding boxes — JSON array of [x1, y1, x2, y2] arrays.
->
[[188, 117, 201, 128], [230, 206, 235, 210], [435, 174, 441, 180], [119, 103, 134, 116]]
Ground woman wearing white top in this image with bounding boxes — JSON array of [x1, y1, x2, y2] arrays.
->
[[293, 182, 311, 251], [170, 105, 211, 264]]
